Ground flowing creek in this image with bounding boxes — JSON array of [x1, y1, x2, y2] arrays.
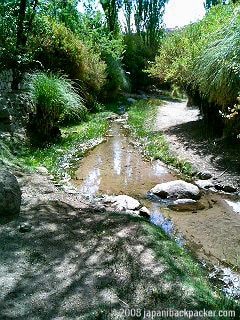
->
[[71, 117, 240, 298]]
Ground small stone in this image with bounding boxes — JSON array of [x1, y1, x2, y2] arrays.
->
[[36, 167, 48, 175], [139, 206, 150, 219], [214, 184, 237, 193], [114, 118, 126, 123], [105, 114, 118, 120], [127, 98, 137, 103], [197, 171, 212, 180], [19, 223, 32, 233], [195, 179, 214, 189], [169, 199, 205, 211], [222, 185, 237, 193], [111, 195, 141, 211], [62, 185, 78, 194], [93, 206, 106, 212]]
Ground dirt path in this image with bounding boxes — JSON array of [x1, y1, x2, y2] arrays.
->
[[155, 100, 240, 187], [0, 173, 214, 319], [154, 100, 240, 269]]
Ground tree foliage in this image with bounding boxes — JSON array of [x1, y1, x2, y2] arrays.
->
[[100, 0, 122, 35], [147, 3, 240, 137]]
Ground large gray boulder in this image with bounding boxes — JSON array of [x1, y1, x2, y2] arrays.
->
[[150, 180, 201, 200], [0, 170, 21, 216]]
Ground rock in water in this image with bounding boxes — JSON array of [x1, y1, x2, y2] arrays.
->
[[139, 206, 150, 219], [113, 195, 141, 211], [194, 179, 214, 189], [0, 170, 21, 216], [197, 171, 212, 180], [150, 180, 200, 200], [168, 199, 205, 211]]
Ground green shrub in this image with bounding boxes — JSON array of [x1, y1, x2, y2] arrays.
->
[[100, 52, 130, 100], [76, 11, 128, 100], [26, 72, 87, 146], [194, 14, 240, 108], [147, 3, 240, 137], [30, 18, 107, 103]]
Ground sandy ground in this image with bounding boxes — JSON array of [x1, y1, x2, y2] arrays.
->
[[155, 100, 240, 187], [154, 100, 240, 268], [0, 173, 206, 319]]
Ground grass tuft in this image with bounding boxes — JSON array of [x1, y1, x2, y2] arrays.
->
[[127, 99, 193, 177], [13, 112, 111, 180]]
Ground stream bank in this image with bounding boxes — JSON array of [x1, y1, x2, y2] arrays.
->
[[1, 98, 240, 318], [71, 99, 240, 299], [2, 171, 235, 319]]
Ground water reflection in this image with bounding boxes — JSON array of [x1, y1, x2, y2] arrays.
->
[[73, 121, 173, 197], [150, 205, 174, 234], [148, 202, 185, 246], [113, 139, 122, 175]]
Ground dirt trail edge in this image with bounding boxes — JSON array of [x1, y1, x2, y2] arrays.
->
[[155, 100, 240, 187]]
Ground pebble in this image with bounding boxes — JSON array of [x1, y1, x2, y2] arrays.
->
[[19, 223, 32, 233]]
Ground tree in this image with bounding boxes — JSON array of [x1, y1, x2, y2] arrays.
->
[[100, 0, 122, 35], [11, 0, 39, 89], [122, 0, 168, 47]]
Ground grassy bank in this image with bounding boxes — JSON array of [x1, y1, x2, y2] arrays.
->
[[0, 112, 111, 180], [127, 99, 193, 177], [139, 217, 238, 318]]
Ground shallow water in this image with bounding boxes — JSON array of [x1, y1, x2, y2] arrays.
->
[[73, 121, 174, 198], [72, 118, 240, 274]]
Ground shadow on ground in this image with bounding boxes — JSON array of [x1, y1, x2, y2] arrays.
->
[[0, 200, 220, 319], [164, 118, 240, 178]]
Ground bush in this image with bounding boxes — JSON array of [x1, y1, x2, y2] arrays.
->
[[30, 18, 107, 103], [26, 72, 87, 146], [147, 3, 240, 137], [100, 52, 130, 100], [76, 11, 128, 100]]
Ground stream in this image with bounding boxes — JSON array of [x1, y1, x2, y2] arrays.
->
[[71, 114, 240, 298]]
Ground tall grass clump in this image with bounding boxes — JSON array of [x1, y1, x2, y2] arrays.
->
[[127, 99, 193, 176], [147, 3, 240, 137], [26, 72, 87, 146], [193, 12, 240, 136]]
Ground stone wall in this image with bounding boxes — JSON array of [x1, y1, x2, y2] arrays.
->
[[0, 70, 33, 135], [0, 69, 27, 93], [0, 70, 13, 93]]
